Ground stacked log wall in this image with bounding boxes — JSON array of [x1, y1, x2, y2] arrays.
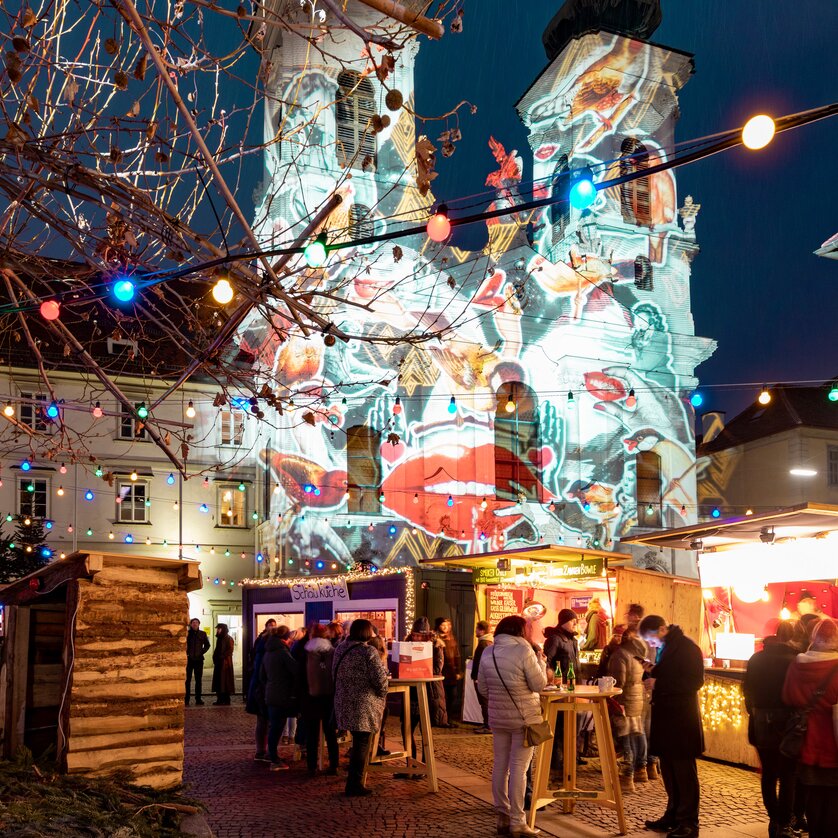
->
[[65, 566, 188, 789]]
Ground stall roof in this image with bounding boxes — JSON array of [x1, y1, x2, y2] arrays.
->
[[622, 503, 838, 550], [419, 543, 630, 570], [0, 551, 202, 606]]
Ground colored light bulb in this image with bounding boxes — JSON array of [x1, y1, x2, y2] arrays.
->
[[212, 277, 234, 304], [3, 402, 13, 417], [136, 403, 148, 419], [92, 402, 103, 418], [448, 396, 457, 414], [568, 169, 596, 210], [40, 300, 61, 320], [625, 389, 637, 408], [21, 459, 31, 471], [167, 473, 175, 485], [303, 233, 328, 268], [505, 395, 515, 413], [426, 205, 451, 242], [447, 495, 454, 507], [112, 277, 136, 303], [393, 396, 402, 415], [758, 387, 771, 406], [690, 391, 703, 408], [742, 114, 775, 150]]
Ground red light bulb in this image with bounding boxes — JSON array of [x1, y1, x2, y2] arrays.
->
[[625, 388, 637, 409], [426, 205, 451, 242], [92, 402, 103, 418], [393, 396, 402, 415], [40, 300, 60, 321]]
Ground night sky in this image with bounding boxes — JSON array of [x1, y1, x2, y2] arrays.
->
[[413, 1, 838, 420]]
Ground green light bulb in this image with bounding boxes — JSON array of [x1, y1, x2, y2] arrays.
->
[[137, 403, 149, 419], [86, 528, 93, 536], [303, 234, 328, 268]]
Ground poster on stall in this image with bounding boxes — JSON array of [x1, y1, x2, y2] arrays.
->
[[487, 587, 525, 632]]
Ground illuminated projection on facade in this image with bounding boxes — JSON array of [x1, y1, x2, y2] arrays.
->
[[239, 6, 715, 573]]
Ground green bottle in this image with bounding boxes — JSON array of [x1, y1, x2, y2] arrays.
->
[[567, 661, 576, 693]]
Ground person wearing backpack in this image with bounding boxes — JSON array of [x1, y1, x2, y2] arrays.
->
[[299, 624, 339, 776]]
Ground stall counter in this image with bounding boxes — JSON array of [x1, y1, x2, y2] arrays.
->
[[700, 668, 758, 769]]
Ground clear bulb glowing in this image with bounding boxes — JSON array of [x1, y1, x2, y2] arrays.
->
[[742, 114, 775, 150]]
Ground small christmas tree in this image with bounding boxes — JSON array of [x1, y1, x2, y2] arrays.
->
[[0, 516, 52, 583], [350, 537, 382, 573]]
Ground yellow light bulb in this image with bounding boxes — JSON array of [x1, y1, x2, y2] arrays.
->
[[108, 531, 115, 540], [212, 277, 234, 304], [780, 607, 791, 621], [185, 400, 196, 419], [3, 402, 14, 417], [758, 387, 771, 406], [505, 396, 516, 413], [57, 486, 65, 496], [742, 114, 775, 150], [130, 470, 138, 481]]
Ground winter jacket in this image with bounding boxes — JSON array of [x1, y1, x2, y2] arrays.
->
[[782, 650, 838, 769], [477, 634, 547, 731], [582, 607, 609, 651], [648, 625, 705, 758], [440, 633, 462, 685], [186, 627, 210, 659], [211, 633, 235, 695], [245, 631, 270, 715], [304, 636, 335, 697], [260, 636, 301, 714], [544, 627, 579, 678], [472, 634, 493, 681], [333, 640, 389, 733], [742, 637, 797, 748], [608, 637, 646, 718]]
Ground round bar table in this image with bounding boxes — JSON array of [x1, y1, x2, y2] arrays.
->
[[364, 675, 443, 792], [528, 685, 627, 835]]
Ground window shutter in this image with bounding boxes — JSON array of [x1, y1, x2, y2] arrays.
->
[[336, 72, 377, 171]]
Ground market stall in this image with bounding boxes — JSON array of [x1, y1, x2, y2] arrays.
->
[[627, 502, 838, 768], [420, 545, 701, 723]]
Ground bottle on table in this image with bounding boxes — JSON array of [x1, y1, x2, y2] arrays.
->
[[566, 661, 576, 693]]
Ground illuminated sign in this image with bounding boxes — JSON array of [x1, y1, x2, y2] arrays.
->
[[550, 558, 604, 580], [473, 566, 514, 585], [486, 587, 525, 632], [290, 578, 348, 602]]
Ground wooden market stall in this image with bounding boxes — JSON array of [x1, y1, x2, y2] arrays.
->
[[0, 552, 201, 788], [626, 503, 838, 769]]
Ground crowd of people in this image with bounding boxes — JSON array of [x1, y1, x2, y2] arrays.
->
[[182, 602, 838, 838]]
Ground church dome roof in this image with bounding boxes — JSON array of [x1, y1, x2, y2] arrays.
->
[[542, 0, 663, 60]]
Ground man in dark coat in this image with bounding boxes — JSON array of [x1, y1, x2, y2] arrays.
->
[[544, 609, 580, 679], [211, 623, 236, 705], [640, 615, 704, 838], [471, 620, 493, 732], [260, 626, 301, 771], [185, 618, 210, 706], [742, 621, 798, 838]]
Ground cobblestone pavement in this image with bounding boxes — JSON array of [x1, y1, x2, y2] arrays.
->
[[184, 702, 768, 838]]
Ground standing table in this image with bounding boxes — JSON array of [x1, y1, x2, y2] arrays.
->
[[528, 685, 626, 834], [364, 675, 443, 792]]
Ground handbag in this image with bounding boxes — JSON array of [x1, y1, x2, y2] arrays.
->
[[779, 663, 838, 759], [492, 649, 553, 747]]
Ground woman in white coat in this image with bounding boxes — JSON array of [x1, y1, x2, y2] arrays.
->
[[478, 615, 548, 837]]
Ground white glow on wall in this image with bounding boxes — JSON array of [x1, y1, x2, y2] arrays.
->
[[716, 632, 756, 660]]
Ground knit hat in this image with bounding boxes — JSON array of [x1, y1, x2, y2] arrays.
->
[[810, 618, 838, 652], [558, 608, 577, 627]]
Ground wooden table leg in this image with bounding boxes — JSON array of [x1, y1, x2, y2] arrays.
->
[[527, 699, 556, 829], [563, 700, 577, 814], [416, 683, 438, 792], [402, 688, 412, 770], [592, 700, 627, 835]]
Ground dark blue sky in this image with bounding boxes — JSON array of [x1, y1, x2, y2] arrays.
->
[[414, 1, 838, 419]]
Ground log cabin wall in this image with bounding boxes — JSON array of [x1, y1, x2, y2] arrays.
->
[[63, 563, 188, 789]]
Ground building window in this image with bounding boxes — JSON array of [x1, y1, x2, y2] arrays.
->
[[19, 393, 48, 431], [349, 203, 373, 240], [550, 155, 571, 244], [116, 479, 149, 523], [18, 477, 48, 519], [636, 451, 662, 527], [634, 255, 653, 291], [494, 382, 540, 502], [336, 71, 376, 170], [346, 425, 381, 514], [620, 138, 652, 226], [828, 446, 838, 487], [118, 402, 147, 440], [220, 407, 245, 446], [218, 485, 247, 527]]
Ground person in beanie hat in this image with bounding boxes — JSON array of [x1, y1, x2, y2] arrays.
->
[[544, 609, 579, 679], [782, 618, 838, 838]]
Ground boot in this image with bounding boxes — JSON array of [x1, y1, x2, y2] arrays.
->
[[647, 761, 660, 780], [620, 773, 635, 794], [634, 766, 649, 783], [509, 826, 540, 838], [496, 813, 510, 835]]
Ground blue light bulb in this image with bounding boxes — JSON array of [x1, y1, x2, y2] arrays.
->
[[167, 473, 175, 485], [46, 401, 60, 419], [84, 489, 94, 501], [113, 277, 136, 303], [448, 396, 457, 414], [568, 172, 596, 210], [388, 524, 397, 536], [316, 560, 324, 570], [690, 391, 704, 408], [41, 547, 52, 558], [199, 503, 209, 513], [124, 534, 133, 543], [303, 483, 314, 494], [21, 459, 31, 471], [447, 495, 454, 507], [256, 553, 263, 563], [45, 521, 53, 530], [711, 507, 721, 518]]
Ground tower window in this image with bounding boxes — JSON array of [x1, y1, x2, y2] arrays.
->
[[550, 155, 571, 245], [346, 425, 381, 514], [634, 256, 653, 291], [620, 138, 652, 226], [349, 204, 373, 241], [336, 72, 376, 170], [494, 382, 540, 502], [636, 450, 662, 528]]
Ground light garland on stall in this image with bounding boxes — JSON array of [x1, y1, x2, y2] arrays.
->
[[700, 677, 745, 732], [238, 565, 416, 628]]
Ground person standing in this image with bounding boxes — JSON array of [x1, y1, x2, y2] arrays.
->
[[781, 618, 838, 838], [544, 608, 579, 679], [472, 620, 493, 733], [261, 625, 300, 771], [211, 623, 235, 706], [581, 598, 609, 651], [608, 625, 649, 794], [333, 619, 389, 797], [435, 617, 462, 723], [246, 618, 276, 761], [742, 620, 798, 838], [185, 618, 210, 706], [477, 615, 547, 838], [639, 615, 704, 838], [299, 625, 339, 776]]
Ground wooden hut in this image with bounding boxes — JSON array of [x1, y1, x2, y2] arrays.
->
[[0, 552, 200, 789]]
